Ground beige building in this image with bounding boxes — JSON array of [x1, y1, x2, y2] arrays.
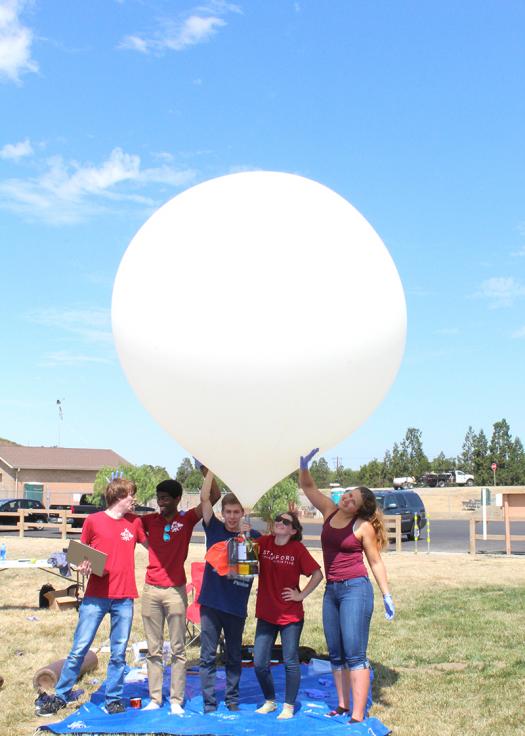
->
[[0, 445, 130, 507]]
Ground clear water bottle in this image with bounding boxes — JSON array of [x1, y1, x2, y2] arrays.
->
[[0, 543, 6, 561]]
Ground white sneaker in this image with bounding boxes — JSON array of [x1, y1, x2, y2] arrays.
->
[[255, 700, 277, 714], [142, 701, 161, 711], [170, 703, 184, 716]]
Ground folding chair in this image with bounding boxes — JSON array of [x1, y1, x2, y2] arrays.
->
[[185, 561, 206, 647]]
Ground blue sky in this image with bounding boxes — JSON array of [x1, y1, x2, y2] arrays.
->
[[1, 0, 524, 476]]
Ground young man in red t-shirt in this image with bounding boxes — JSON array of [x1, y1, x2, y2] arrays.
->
[[254, 511, 322, 719], [36, 477, 146, 717], [140, 467, 220, 715]]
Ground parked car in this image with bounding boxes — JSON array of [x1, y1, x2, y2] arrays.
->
[[0, 498, 48, 529], [69, 494, 155, 528], [374, 490, 426, 540]]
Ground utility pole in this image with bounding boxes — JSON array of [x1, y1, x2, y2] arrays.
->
[[331, 456, 343, 471], [56, 399, 63, 446]]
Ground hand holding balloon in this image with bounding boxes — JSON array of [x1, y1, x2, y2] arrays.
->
[[300, 449, 319, 470]]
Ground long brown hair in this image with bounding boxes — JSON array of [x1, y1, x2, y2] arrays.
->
[[355, 486, 388, 550]]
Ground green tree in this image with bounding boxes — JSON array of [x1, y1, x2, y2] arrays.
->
[[489, 419, 514, 484], [402, 427, 428, 478], [472, 429, 490, 485], [253, 477, 299, 526], [358, 459, 384, 488], [457, 426, 476, 473], [310, 457, 332, 488], [430, 452, 456, 472], [381, 450, 392, 484], [184, 469, 206, 494], [389, 442, 409, 479], [176, 457, 194, 486], [507, 437, 525, 485], [332, 465, 359, 487], [93, 464, 170, 504]]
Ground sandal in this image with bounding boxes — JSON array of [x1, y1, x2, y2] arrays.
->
[[325, 706, 350, 717]]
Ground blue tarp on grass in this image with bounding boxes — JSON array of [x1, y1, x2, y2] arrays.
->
[[39, 664, 391, 735]]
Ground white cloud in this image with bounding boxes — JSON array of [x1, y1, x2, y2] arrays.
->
[[0, 146, 197, 223], [0, 0, 38, 82], [40, 351, 112, 367], [511, 245, 525, 257], [27, 307, 113, 344], [0, 137, 33, 159], [119, 2, 240, 54], [477, 277, 525, 308], [511, 326, 525, 339]]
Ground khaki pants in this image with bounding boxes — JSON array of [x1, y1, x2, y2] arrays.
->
[[142, 583, 188, 705]]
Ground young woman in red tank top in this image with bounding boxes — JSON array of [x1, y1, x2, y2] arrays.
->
[[299, 449, 395, 725]]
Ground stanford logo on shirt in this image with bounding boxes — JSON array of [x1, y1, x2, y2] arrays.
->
[[120, 528, 134, 542], [261, 549, 296, 565], [168, 521, 184, 533]]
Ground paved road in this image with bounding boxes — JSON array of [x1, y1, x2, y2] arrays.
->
[[295, 519, 525, 555], [2, 519, 524, 555]]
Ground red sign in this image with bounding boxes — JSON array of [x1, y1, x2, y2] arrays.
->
[[491, 462, 497, 471]]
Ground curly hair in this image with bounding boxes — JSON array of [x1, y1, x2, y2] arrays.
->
[[355, 486, 388, 550]]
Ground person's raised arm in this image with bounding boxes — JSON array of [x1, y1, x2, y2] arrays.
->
[[198, 469, 215, 525], [298, 448, 336, 520], [193, 459, 220, 521]]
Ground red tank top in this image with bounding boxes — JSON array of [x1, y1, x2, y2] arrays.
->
[[321, 511, 368, 582]]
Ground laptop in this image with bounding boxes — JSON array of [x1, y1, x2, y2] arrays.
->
[[67, 540, 107, 577]]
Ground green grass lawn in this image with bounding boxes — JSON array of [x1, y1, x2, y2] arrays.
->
[[0, 538, 523, 736]]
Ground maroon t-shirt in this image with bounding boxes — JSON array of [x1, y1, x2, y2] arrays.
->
[[320, 511, 368, 582], [142, 509, 199, 587], [256, 535, 320, 625], [81, 511, 146, 598]]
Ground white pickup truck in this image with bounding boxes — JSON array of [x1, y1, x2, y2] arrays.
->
[[447, 470, 475, 486], [395, 470, 475, 489], [392, 476, 416, 489]]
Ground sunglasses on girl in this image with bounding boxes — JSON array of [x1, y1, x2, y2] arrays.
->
[[274, 515, 293, 527]]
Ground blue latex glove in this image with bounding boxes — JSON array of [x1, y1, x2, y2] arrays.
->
[[383, 594, 395, 620], [300, 448, 319, 470], [106, 470, 124, 482]]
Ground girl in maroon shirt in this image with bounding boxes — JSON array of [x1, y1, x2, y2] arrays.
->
[[253, 511, 323, 719], [299, 449, 394, 725]]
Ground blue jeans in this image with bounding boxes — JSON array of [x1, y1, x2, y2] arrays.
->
[[199, 605, 245, 709], [55, 597, 134, 705], [253, 618, 304, 705], [322, 577, 373, 671]]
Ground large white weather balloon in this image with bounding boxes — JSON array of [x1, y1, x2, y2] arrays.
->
[[112, 171, 406, 507]]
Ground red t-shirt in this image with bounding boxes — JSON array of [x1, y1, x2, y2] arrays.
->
[[142, 509, 200, 587], [255, 535, 320, 625], [81, 511, 146, 599]]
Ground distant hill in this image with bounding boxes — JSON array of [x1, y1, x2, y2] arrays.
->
[[0, 437, 20, 446]]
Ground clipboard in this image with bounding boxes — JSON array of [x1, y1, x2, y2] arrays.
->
[[67, 540, 107, 577]]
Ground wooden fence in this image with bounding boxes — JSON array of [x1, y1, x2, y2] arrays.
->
[[0, 509, 84, 539], [0, 510, 403, 550]]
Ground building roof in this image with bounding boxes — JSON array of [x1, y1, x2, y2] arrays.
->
[[0, 445, 130, 471]]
